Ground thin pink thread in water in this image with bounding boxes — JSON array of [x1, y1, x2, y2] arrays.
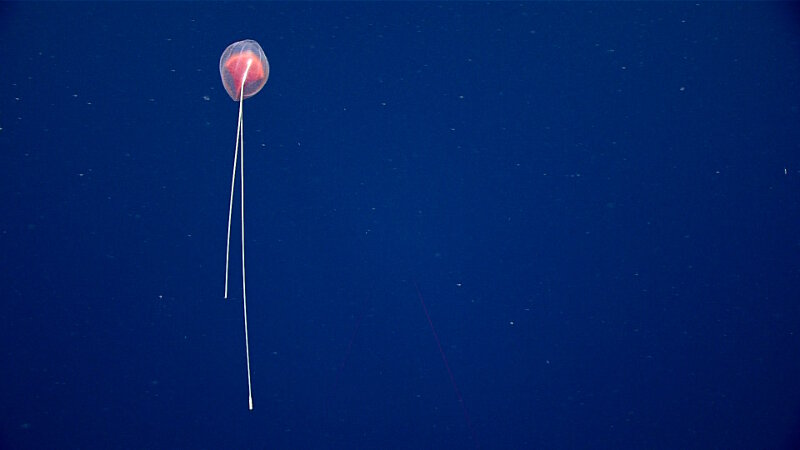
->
[[414, 282, 479, 449]]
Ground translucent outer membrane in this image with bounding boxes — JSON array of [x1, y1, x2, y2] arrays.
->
[[220, 39, 269, 101]]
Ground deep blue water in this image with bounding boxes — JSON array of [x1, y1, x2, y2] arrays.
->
[[2, 2, 800, 449]]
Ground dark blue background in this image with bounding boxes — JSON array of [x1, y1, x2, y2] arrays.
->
[[2, 3, 800, 449]]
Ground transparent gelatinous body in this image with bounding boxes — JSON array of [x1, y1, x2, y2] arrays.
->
[[219, 39, 269, 101]]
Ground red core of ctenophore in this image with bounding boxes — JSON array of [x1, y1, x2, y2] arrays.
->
[[224, 51, 267, 95]]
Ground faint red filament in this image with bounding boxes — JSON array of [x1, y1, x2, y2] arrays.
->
[[414, 282, 479, 449]]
